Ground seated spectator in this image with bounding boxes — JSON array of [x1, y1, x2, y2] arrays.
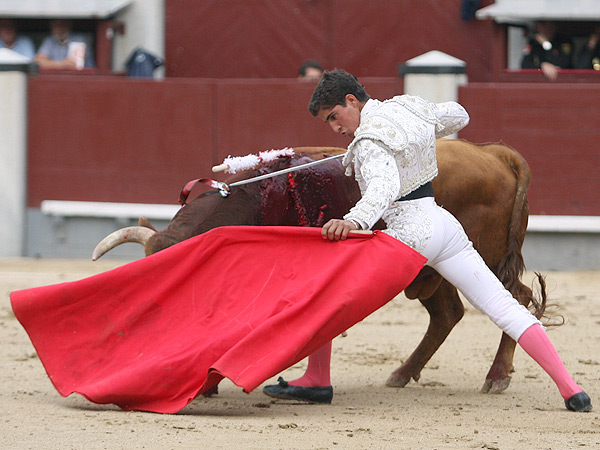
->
[[0, 18, 35, 59], [298, 60, 324, 81], [35, 19, 95, 70], [574, 25, 600, 70], [521, 21, 573, 81]]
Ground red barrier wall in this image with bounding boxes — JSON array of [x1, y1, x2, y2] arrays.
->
[[28, 76, 215, 206], [26, 76, 401, 207], [165, 0, 495, 81], [27, 76, 600, 216], [459, 83, 600, 216]]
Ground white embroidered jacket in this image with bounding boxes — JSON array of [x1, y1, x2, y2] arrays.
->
[[342, 95, 469, 230]]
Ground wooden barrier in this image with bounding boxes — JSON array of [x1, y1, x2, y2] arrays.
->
[[27, 77, 600, 217]]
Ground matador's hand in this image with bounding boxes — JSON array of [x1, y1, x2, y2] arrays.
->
[[321, 218, 358, 241]]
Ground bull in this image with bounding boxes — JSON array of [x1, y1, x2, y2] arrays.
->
[[93, 139, 547, 394]]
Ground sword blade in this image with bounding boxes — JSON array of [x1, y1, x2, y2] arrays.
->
[[228, 153, 345, 188]]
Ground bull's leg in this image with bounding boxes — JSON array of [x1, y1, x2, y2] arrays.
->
[[481, 280, 534, 393], [481, 332, 516, 393], [386, 281, 464, 387]]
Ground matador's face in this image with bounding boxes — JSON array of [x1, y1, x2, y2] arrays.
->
[[317, 94, 362, 138]]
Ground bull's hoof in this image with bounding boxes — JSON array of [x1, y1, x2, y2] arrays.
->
[[480, 376, 511, 394], [202, 384, 219, 397], [385, 371, 419, 388]]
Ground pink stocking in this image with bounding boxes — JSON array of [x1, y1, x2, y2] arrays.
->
[[289, 341, 332, 387], [518, 324, 582, 399]]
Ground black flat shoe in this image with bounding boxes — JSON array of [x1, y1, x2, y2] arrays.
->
[[263, 377, 333, 404], [565, 391, 592, 412]]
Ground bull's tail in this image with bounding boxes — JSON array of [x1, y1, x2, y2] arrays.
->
[[485, 142, 548, 321]]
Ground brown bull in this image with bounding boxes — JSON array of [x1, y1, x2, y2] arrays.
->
[[93, 139, 546, 394]]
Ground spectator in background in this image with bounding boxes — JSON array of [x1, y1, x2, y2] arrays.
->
[[0, 18, 35, 59], [574, 25, 600, 71], [125, 47, 164, 78], [521, 21, 573, 81], [35, 19, 95, 70], [461, 0, 480, 22], [298, 59, 324, 81]]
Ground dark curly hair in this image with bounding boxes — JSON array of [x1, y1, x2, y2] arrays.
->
[[308, 69, 370, 116], [298, 59, 324, 77]]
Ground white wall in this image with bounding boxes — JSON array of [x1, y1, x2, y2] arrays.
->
[[403, 73, 468, 104], [0, 71, 28, 256], [507, 25, 528, 70], [113, 0, 165, 77]]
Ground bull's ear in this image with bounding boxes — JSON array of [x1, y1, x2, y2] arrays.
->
[[139, 217, 157, 231]]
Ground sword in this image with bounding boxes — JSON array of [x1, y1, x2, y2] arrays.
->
[[180, 153, 346, 204], [225, 152, 345, 188]]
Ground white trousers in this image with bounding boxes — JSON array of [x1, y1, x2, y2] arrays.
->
[[382, 197, 540, 341]]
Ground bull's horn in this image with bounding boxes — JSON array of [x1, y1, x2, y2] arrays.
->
[[92, 226, 156, 261]]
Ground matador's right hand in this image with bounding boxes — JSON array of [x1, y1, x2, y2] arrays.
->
[[321, 218, 359, 241]]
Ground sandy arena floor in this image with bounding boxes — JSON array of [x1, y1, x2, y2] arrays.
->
[[1, 257, 599, 449]]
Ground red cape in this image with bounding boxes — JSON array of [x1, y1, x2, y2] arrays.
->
[[10, 226, 426, 413]]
